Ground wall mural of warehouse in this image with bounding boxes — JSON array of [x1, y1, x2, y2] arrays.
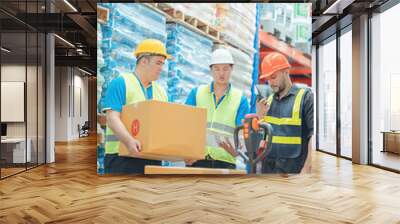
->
[[96, 3, 312, 175]]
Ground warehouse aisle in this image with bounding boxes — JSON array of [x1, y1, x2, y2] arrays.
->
[[0, 136, 399, 223]]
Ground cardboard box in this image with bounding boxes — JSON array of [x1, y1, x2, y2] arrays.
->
[[119, 100, 207, 161]]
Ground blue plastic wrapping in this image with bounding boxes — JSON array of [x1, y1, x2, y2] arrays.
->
[[97, 144, 105, 175], [97, 3, 168, 112], [166, 23, 213, 103], [250, 3, 261, 113]]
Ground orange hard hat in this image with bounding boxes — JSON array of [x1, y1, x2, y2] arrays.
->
[[260, 52, 291, 79]]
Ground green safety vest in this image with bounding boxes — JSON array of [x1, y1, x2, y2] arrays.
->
[[264, 86, 306, 158], [105, 73, 167, 154], [196, 84, 242, 164]]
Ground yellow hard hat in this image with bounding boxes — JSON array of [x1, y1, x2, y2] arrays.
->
[[134, 39, 171, 59]]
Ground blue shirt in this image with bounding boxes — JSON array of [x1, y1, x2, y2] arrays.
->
[[103, 74, 153, 112], [185, 82, 250, 126]]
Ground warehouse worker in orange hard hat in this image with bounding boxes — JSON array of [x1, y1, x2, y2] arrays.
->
[[257, 52, 314, 174], [184, 48, 250, 169], [103, 39, 170, 174]]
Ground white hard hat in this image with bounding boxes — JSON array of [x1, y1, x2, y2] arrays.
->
[[209, 48, 234, 66]]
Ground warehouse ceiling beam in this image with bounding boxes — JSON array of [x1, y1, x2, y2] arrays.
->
[[55, 34, 76, 48], [5, 11, 97, 47], [67, 13, 96, 42], [0, 8, 38, 32], [323, 0, 356, 15], [312, 15, 336, 33], [55, 56, 96, 73], [10, 13, 84, 32], [312, 14, 352, 44], [77, 66, 95, 76], [53, 0, 97, 45]]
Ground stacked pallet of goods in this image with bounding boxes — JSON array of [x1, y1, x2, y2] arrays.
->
[[97, 3, 168, 109]]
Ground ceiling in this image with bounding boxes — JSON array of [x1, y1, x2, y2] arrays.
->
[[1, 0, 398, 75], [311, 0, 391, 44], [0, 0, 97, 75], [255, 0, 393, 44]]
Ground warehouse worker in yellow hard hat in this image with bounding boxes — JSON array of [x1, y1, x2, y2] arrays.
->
[[184, 48, 250, 169], [102, 39, 170, 174], [257, 52, 314, 174]]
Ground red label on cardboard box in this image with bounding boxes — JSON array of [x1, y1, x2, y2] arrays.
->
[[131, 119, 140, 137]]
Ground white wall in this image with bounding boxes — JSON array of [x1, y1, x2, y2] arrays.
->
[[1, 65, 26, 81], [1, 64, 46, 164], [72, 72, 89, 139], [54, 67, 89, 141], [1, 65, 26, 139], [0, 65, 39, 137], [55, 67, 68, 141]]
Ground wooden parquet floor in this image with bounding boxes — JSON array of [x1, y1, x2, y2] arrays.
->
[[0, 135, 400, 223]]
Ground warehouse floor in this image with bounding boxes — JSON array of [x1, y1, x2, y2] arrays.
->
[[0, 136, 399, 223]]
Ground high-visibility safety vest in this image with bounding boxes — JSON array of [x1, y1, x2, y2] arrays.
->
[[105, 73, 168, 154], [196, 84, 242, 164], [263, 86, 306, 158]]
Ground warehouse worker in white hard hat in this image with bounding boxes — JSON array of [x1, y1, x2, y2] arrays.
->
[[102, 39, 170, 174], [184, 48, 249, 169]]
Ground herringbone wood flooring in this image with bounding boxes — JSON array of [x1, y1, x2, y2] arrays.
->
[[1, 135, 400, 223]]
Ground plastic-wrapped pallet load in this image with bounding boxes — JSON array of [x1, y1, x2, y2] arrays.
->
[[293, 3, 312, 54], [97, 3, 168, 111], [259, 3, 311, 54], [214, 3, 257, 56], [166, 23, 213, 103], [226, 46, 253, 99], [259, 3, 276, 34], [97, 4, 168, 173], [164, 3, 216, 27], [97, 22, 104, 106], [260, 3, 288, 40]]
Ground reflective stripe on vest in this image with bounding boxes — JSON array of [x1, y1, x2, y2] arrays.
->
[[105, 73, 167, 154], [206, 122, 235, 134], [196, 84, 242, 164], [272, 136, 302, 144], [264, 88, 306, 158]]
